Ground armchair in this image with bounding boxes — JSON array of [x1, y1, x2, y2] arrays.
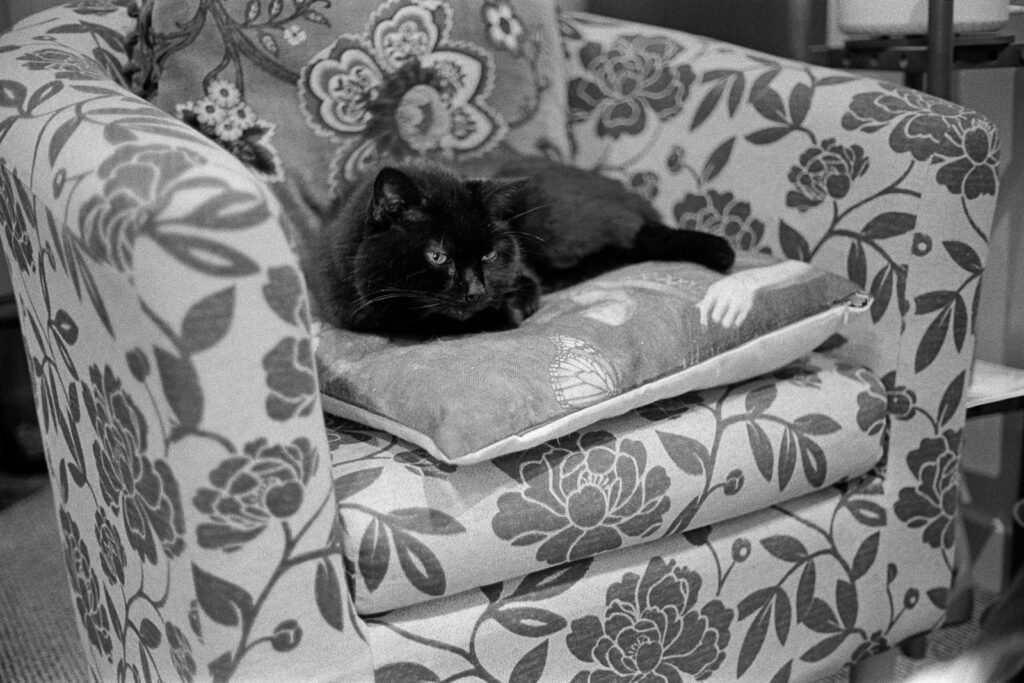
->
[[0, 2, 999, 682]]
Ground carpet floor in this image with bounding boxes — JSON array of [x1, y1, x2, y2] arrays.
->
[[1, 485, 89, 682]]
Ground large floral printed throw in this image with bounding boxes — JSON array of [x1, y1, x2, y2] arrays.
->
[[144, 0, 572, 216]]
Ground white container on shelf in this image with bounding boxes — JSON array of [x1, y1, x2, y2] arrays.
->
[[838, 0, 1011, 36]]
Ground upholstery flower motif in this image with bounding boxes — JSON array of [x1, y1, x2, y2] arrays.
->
[[17, 47, 107, 80], [263, 265, 311, 329], [491, 430, 670, 564], [166, 622, 197, 682], [567, 556, 733, 681], [732, 538, 751, 563], [177, 80, 283, 181], [59, 507, 114, 660], [838, 364, 888, 436], [0, 162, 35, 274], [842, 84, 999, 198], [666, 144, 686, 173], [912, 232, 933, 257], [85, 364, 186, 564], [723, 468, 744, 495], [935, 116, 1000, 199], [895, 429, 961, 549], [283, 24, 308, 47], [673, 190, 765, 250], [78, 143, 204, 272], [570, 34, 695, 138], [213, 117, 243, 142], [880, 370, 917, 420], [195, 98, 227, 126], [843, 85, 967, 159], [193, 437, 320, 552], [263, 336, 317, 420], [94, 510, 126, 585], [630, 170, 659, 201], [87, 365, 147, 508], [299, 0, 504, 187], [207, 79, 240, 108], [856, 384, 887, 436], [787, 138, 869, 211], [483, 1, 523, 54]]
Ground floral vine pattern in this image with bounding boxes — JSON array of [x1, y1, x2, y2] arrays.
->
[[0, 3, 366, 681], [0, 4, 1000, 683], [176, 80, 284, 181], [331, 353, 897, 680], [144, 0, 333, 180], [297, 0, 505, 186], [568, 33, 695, 139], [568, 556, 734, 681], [490, 431, 672, 564], [142, 0, 570, 202], [542, 10, 995, 682]]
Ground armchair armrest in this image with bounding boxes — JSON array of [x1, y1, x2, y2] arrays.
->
[[559, 10, 1000, 612], [1, 5, 371, 681], [560, 10, 998, 379]]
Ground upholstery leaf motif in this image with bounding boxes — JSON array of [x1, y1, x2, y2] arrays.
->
[[0, 4, 1000, 681]]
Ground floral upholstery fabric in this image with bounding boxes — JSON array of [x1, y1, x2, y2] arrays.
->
[[0, 4, 371, 681], [143, 0, 572, 268], [367, 484, 899, 683], [331, 353, 887, 614], [0, 3, 1000, 683]]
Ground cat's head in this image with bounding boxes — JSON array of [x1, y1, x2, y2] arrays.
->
[[352, 164, 527, 322]]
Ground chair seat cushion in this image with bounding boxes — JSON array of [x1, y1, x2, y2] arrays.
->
[[329, 353, 888, 614], [318, 257, 869, 465]]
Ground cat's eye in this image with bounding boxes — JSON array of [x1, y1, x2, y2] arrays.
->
[[425, 249, 448, 265], [481, 249, 498, 263]]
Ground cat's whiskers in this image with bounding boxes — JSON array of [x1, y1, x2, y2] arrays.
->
[[355, 285, 474, 313], [409, 301, 446, 313], [500, 230, 547, 245], [503, 203, 553, 225], [352, 289, 436, 316]]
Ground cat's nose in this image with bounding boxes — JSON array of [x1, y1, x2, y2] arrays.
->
[[462, 272, 487, 301]]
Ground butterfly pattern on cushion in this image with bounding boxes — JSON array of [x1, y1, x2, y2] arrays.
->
[[548, 335, 620, 409]]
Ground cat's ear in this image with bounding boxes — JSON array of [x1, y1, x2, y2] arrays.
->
[[473, 177, 528, 218], [371, 167, 421, 221]]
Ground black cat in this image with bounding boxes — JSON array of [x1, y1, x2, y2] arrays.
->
[[313, 158, 735, 337]]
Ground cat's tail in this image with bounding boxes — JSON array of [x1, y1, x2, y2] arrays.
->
[[634, 222, 736, 273]]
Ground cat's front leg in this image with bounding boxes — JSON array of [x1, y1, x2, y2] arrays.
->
[[464, 271, 542, 331], [502, 270, 542, 326]]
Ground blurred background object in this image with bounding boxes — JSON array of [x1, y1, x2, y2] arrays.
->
[[585, 0, 827, 60], [0, 0, 64, 496]]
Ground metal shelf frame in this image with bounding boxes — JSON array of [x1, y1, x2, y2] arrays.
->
[[813, 0, 1024, 98]]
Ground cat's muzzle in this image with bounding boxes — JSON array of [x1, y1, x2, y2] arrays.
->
[[442, 296, 490, 320]]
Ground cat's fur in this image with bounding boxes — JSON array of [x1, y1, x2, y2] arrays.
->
[[314, 158, 735, 337]]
